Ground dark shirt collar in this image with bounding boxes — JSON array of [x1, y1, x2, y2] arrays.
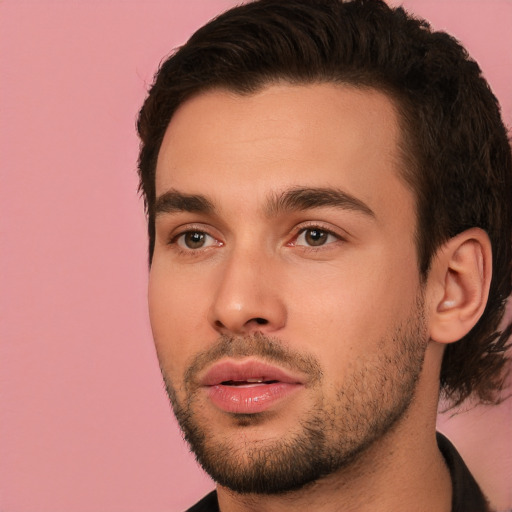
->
[[437, 432, 492, 512]]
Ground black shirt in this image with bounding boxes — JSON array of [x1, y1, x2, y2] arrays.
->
[[186, 433, 491, 512]]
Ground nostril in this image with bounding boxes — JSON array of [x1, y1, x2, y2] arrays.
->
[[211, 316, 271, 333]]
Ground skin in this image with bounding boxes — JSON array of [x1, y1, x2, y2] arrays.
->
[[148, 83, 476, 511]]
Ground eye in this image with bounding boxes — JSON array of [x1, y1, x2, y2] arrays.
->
[[295, 228, 339, 247], [175, 230, 218, 250]]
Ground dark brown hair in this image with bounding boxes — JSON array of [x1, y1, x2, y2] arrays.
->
[[137, 0, 512, 407]]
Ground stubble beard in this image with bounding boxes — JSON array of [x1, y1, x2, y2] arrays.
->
[[160, 302, 428, 495]]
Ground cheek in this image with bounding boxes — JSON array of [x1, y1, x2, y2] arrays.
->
[[285, 244, 420, 364], [148, 262, 211, 379]]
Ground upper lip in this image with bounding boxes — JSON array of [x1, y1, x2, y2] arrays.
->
[[200, 359, 305, 386]]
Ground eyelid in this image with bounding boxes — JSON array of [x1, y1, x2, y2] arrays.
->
[[167, 222, 213, 241], [167, 223, 224, 251], [287, 221, 347, 246], [175, 231, 218, 249], [295, 230, 338, 247]]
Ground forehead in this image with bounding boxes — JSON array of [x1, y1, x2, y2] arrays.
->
[[155, 83, 411, 218]]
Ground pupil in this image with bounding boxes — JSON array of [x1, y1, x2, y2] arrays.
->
[[305, 229, 327, 246], [185, 232, 205, 248]]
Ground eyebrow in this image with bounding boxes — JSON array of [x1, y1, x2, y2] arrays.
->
[[154, 189, 215, 216], [266, 187, 375, 218], [153, 186, 375, 219]]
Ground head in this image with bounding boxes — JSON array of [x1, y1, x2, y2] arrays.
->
[[137, 0, 512, 494], [138, 0, 511, 407]]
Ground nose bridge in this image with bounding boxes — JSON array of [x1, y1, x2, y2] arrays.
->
[[208, 239, 286, 335]]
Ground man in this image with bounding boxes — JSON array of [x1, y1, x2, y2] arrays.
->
[[136, 1, 512, 510]]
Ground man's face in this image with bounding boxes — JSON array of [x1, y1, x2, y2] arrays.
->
[[149, 84, 429, 493]]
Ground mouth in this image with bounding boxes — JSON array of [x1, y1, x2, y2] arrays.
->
[[199, 360, 305, 414], [219, 378, 280, 387], [201, 359, 304, 387]]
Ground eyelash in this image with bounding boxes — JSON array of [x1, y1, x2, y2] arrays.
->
[[168, 225, 222, 255], [289, 223, 343, 250], [167, 222, 344, 255]]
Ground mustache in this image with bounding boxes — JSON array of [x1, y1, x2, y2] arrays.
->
[[183, 332, 323, 388]]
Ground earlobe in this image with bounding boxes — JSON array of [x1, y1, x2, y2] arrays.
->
[[428, 228, 492, 344]]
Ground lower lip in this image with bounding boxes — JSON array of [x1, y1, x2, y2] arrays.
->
[[205, 382, 303, 414]]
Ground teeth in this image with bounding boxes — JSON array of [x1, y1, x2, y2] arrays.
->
[[246, 378, 264, 383]]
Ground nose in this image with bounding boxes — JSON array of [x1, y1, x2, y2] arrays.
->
[[207, 247, 287, 336]]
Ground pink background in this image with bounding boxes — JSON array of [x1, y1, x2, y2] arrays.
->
[[0, 1, 510, 511]]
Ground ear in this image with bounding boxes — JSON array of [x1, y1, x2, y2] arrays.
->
[[427, 228, 492, 344]]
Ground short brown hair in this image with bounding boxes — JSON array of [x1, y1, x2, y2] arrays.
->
[[137, 0, 512, 407]]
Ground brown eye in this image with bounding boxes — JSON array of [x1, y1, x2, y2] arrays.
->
[[295, 227, 339, 247], [184, 231, 206, 248], [304, 229, 328, 246], [175, 231, 216, 250]]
